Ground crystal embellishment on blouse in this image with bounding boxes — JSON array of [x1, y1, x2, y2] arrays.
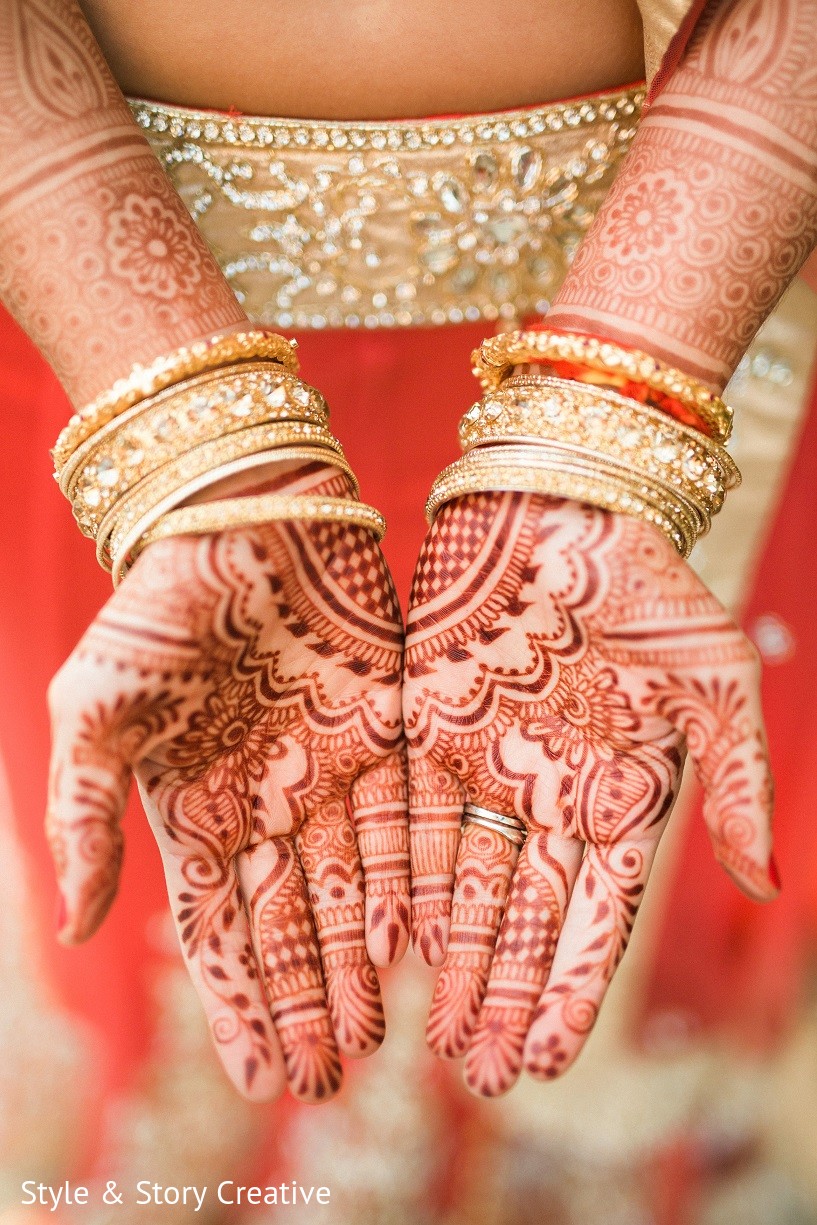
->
[[131, 88, 643, 330]]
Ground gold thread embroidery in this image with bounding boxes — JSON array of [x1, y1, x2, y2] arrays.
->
[[130, 88, 644, 329]]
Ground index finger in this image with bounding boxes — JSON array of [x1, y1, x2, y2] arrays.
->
[[523, 836, 659, 1080]]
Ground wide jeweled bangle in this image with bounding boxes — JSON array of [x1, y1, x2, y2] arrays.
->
[[54, 334, 385, 581], [63, 364, 331, 538], [471, 328, 733, 443], [427, 370, 740, 556], [52, 328, 300, 472]]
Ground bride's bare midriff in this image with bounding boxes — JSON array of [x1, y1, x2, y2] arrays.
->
[[77, 0, 646, 119]]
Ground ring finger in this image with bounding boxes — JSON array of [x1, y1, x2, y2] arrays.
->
[[425, 811, 521, 1059], [237, 837, 342, 1103]]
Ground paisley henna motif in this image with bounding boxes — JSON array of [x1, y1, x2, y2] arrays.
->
[[47, 463, 408, 1103], [404, 493, 778, 1096]]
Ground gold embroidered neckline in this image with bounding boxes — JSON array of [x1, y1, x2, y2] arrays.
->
[[131, 87, 644, 331]]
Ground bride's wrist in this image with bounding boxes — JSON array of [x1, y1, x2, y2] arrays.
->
[[51, 328, 382, 581]]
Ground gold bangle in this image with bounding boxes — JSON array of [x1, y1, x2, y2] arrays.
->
[[432, 441, 709, 534], [138, 493, 386, 553], [53, 328, 300, 471], [65, 365, 329, 537], [426, 444, 702, 556], [97, 423, 349, 570], [427, 459, 696, 556], [109, 446, 361, 585], [471, 329, 733, 442], [458, 376, 739, 517]]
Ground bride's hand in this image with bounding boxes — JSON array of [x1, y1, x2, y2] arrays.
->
[[404, 492, 777, 1096], [47, 465, 408, 1104]]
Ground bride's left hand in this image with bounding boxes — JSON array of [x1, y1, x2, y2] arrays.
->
[[404, 491, 778, 1096]]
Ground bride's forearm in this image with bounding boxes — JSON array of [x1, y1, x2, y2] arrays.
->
[[0, 0, 246, 408], [547, 0, 817, 391]]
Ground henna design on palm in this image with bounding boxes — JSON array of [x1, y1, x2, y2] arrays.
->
[[404, 493, 778, 1097], [47, 464, 408, 1104]]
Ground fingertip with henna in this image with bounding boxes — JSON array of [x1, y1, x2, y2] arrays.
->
[[411, 905, 450, 966]]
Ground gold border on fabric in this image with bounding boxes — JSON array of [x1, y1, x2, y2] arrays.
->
[[130, 87, 644, 331]]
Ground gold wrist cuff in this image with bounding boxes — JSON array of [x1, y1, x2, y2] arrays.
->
[[53, 328, 299, 471], [471, 329, 733, 442]]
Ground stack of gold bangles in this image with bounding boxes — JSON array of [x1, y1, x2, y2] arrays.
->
[[426, 329, 739, 555], [53, 329, 385, 584]]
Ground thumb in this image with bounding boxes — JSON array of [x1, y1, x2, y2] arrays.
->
[[47, 671, 132, 944], [653, 664, 778, 902]]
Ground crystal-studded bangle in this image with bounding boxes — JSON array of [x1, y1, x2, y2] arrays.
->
[[471, 328, 733, 442], [97, 422, 350, 572], [52, 328, 300, 473], [64, 364, 330, 538], [458, 374, 739, 522]]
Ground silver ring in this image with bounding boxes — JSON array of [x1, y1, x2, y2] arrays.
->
[[462, 802, 527, 847]]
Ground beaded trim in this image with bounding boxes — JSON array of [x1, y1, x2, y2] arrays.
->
[[131, 92, 642, 151]]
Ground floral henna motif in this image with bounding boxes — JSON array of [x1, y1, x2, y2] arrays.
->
[[106, 192, 204, 299], [0, 0, 245, 405], [404, 493, 778, 1096], [548, 0, 817, 388], [47, 463, 407, 1103]]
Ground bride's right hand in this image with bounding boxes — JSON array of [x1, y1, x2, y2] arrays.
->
[[46, 464, 409, 1103]]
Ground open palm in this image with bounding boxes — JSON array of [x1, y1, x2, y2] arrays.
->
[[47, 466, 408, 1103], [404, 492, 777, 1096]]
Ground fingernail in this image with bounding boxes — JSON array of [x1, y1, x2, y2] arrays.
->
[[768, 853, 782, 892]]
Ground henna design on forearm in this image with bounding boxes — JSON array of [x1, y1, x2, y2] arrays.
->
[[548, 0, 817, 388], [404, 494, 777, 1095], [47, 464, 408, 1103], [0, 0, 245, 405]]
